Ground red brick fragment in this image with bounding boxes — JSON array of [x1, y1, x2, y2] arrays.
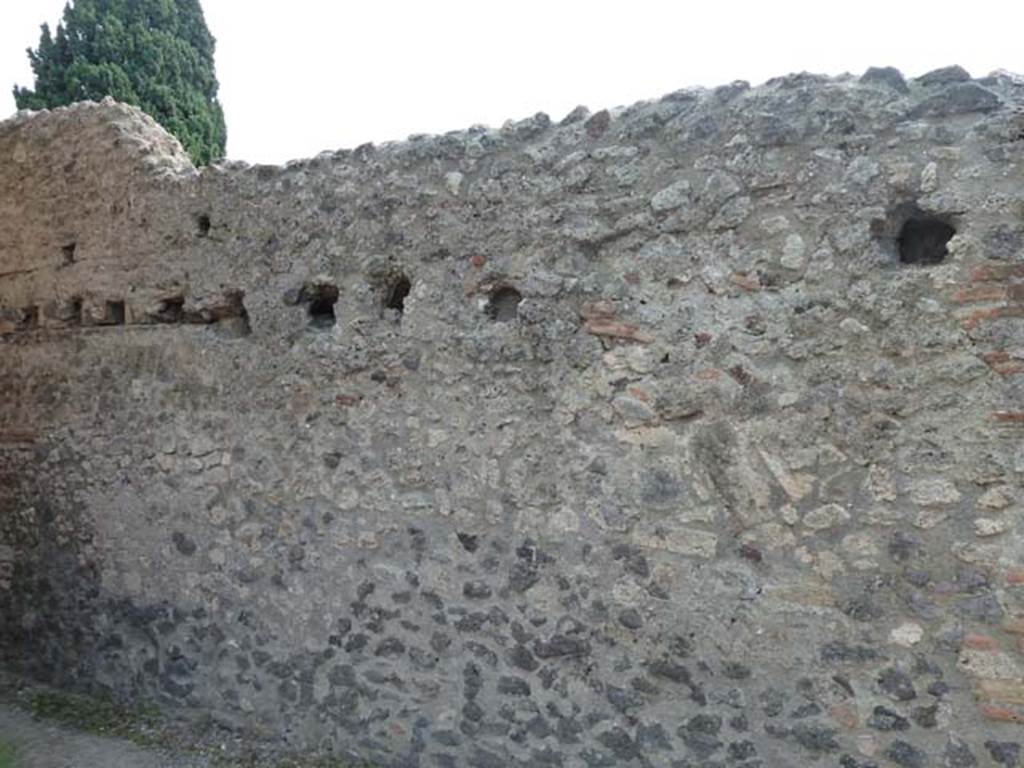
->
[[951, 285, 1007, 303], [979, 352, 1024, 376], [828, 703, 858, 729], [729, 272, 761, 292], [626, 387, 651, 402], [984, 351, 1012, 364], [980, 704, 1024, 724], [580, 301, 618, 322], [963, 633, 1000, 651], [580, 301, 653, 343], [584, 319, 654, 344], [970, 263, 1024, 282], [994, 364, 1024, 376], [963, 306, 1024, 330]]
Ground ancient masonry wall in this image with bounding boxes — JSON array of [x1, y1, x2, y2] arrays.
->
[[2, 67, 1024, 767]]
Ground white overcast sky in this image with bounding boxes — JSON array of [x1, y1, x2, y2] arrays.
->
[[2, 1, 1023, 164]]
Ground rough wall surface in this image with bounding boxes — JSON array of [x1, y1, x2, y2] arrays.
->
[[2, 68, 1024, 767]]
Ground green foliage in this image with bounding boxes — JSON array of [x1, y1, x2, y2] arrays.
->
[[29, 690, 160, 744], [24, 690, 379, 767], [214, 756, 380, 768], [0, 740, 15, 768], [13, 0, 227, 165]]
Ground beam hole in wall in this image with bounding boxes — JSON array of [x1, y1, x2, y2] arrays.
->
[[154, 296, 185, 323], [899, 215, 956, 265], [69, 297, 83, 326], [874, 202, 957, 266], [106, 300, 126, 325], [19, 306, 39, 330], [307, 285, 339, 329], [196, 214, 212, 237], [62, 243, 76, 266], [487, 285, 523, 322], [383, 274, 412, 317], [219, 291, 252, 337]]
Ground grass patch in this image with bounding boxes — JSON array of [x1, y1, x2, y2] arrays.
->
[[213, 756, 379, 768], [25, 691, 379, 768], [28, 691, 160, 746], [0, 740, 16, 768]]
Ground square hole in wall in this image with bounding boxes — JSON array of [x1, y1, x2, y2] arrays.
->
[[107, 300, 126, 325], [305, 284, 339, 329], [487, 285, 523, 322], [18, 306, 39, 330], [383, 274, 411, 317], [898, 215, 956, 265], [875, 202, 957, 266]]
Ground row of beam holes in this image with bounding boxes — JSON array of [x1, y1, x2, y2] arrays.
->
[[146, 292, 252, 336], [201, 209, 526, 328], [9, 293, 248, 334], [6, 299, 125, 331], [53, 205, 949, 327], [302, 277, 522, 329]]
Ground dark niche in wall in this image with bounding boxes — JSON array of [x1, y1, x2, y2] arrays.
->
[[153, 295, 185, 323], [19, 306, 39, 330], [305, 286, 337, 325], [139, 290, 251, 335], [0, 305, 40, 333], [487, 285, 523, 322], [68, 297, 83, 325], [42, 297, 83, 327], [284, 280, 340, 329], [306, 284, 339, 329], [106, 300, 126, 326], [873, 202, 957, 266], [215, 291, 252, 337], [196, 214, 212, 238], [383, 274, 412, 317], [898, 215, 956, 265], [185, 290, 252, 337]]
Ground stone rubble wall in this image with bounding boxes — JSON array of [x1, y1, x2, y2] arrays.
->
[[1, 68, 1024, 767]]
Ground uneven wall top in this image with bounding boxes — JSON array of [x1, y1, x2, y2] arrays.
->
[[2, 67, 1024, 768]]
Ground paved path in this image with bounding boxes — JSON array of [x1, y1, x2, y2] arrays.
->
[[0, 704, 202, 768]]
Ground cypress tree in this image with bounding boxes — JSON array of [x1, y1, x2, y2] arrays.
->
[[14, 0, 227, 165]]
